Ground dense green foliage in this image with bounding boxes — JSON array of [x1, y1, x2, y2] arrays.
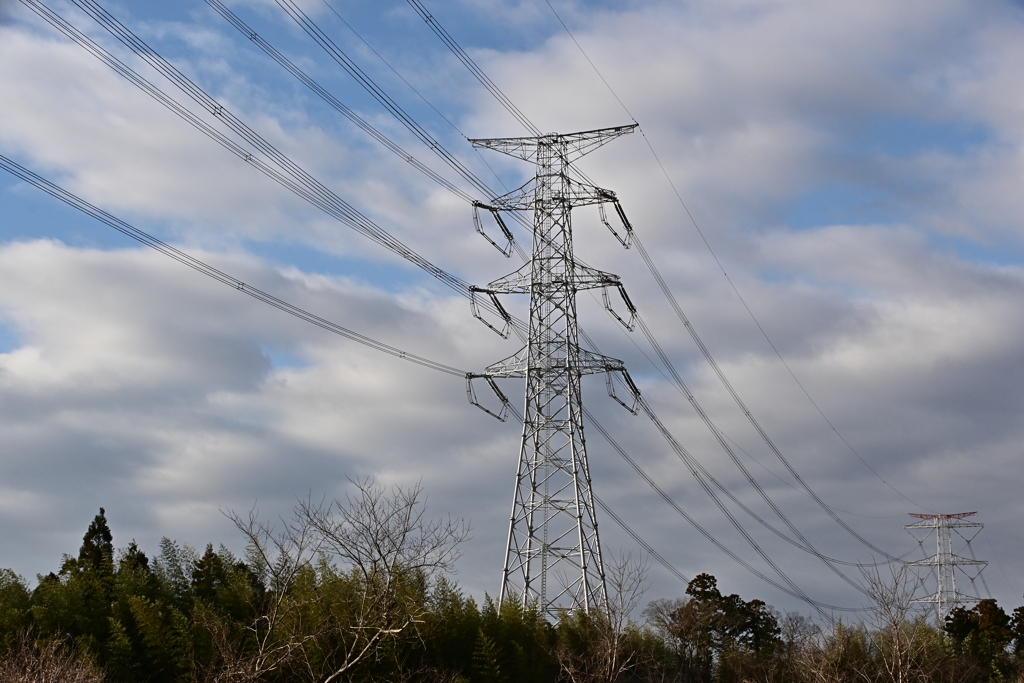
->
[[1, 506, 1023, 682]]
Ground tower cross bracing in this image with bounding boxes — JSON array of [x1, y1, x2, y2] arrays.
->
[[468, 125, 637, 616], [905, 512, 986, 619]]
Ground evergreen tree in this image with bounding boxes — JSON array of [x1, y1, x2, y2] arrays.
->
[[78, 508, 114, 572], [32, 508, 117, 657], [1011, 604, 1024, 657], [0, 569, 31, 648], [471, 629, 505, 683], [945, 598, 1014, 677]]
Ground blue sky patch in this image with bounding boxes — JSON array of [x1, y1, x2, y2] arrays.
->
[[260, 344, 306, 371], [242, 238, 432, 293], [783, 182, 894, 230], [0, 321, 20, 354], [0, 178, 141, 251], [845, 115, 990, 157], [930, 234, 1024, 267]]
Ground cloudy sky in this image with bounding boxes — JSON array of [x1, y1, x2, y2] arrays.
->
[[2, 0, 1024, 617]]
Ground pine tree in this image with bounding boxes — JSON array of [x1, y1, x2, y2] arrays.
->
[[471, 629, 504, 683], [78, 508, 114, 572]]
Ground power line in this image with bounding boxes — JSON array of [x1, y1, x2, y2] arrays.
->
[[631, 396, 832, 618], [405, 0, 897, 590], [316, 0, 519, 199], [593, 494, 691, 587], [404, 0, 542, 137], [28, 0, 464, 291], [321, 0, 471, 140], [206, 0, 532, 262], [3, 150, 856, 616], [540, 0, 928, 512], [583, 406, 861, 617], [630, 242, 901, 562], [205, 0, 475, 204], [269, 0, 501, 204], [543, 0, 911, 549], [22, 0, 899, 610], [577, 325, 894, 572], [720, 431, 910, 521], [252, 0, 534, 257], [2, 108, 748, 623], [21, 0, 524, 340], [0, 154, 468, 378]]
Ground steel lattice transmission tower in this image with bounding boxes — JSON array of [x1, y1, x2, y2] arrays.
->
[[905, 512, 987, 619], [465, 125, 640, 616]]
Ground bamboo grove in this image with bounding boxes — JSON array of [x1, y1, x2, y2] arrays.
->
[[1, 484, 1023, 683]]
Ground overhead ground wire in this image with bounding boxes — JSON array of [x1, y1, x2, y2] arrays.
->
[[539, 0, 928, 514], [404, 0, 895, 595], [206, 0, 532, 262], [205, 0, 475, 203], [21, 0, 525, 342], [22, 0, 894, 610]]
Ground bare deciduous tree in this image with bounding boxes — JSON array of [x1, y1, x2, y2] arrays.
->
[[860, 563, 939, 683], [224, 478, 468, 683], [556, 552, 650, 683], [217, 505, 322, 682], [799, 565, 952, 683], [0, 632, 104, 683], [296, 478, 469, 683]]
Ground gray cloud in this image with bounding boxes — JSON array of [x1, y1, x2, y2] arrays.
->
[[2, 0, 1024, 616]]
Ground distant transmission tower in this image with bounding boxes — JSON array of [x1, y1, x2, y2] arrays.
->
[[905, 512, 987, 618], [466, 125, 639, 616]]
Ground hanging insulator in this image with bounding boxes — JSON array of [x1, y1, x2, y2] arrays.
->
[[470, 286, 512, 338], [606, 369, 641, 415], [602, 283, 637, 331], [599, 198, 633, 249], [466, 374, 510, 421], [473, 201, 515, 257]]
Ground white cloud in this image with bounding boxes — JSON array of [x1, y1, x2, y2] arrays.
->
[[2, 0, 1024, 615]]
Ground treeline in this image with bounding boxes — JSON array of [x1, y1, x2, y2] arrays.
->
[[1, 483, 1023, 682]]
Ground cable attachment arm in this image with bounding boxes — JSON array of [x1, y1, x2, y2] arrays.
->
[[472, 201, 515, 257], [469, 286, 512, 338], [598, 196, 633, 249], [602, 282, 637, 331], [466, 373, 511, 421], [606, 368, 641, 415]]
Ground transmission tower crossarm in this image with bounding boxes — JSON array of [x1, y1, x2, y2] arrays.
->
[[905, 512, 989, 618], [469, 124, 637, 162], [908, 512, 979, 522], [471, 126, 635, 617]]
